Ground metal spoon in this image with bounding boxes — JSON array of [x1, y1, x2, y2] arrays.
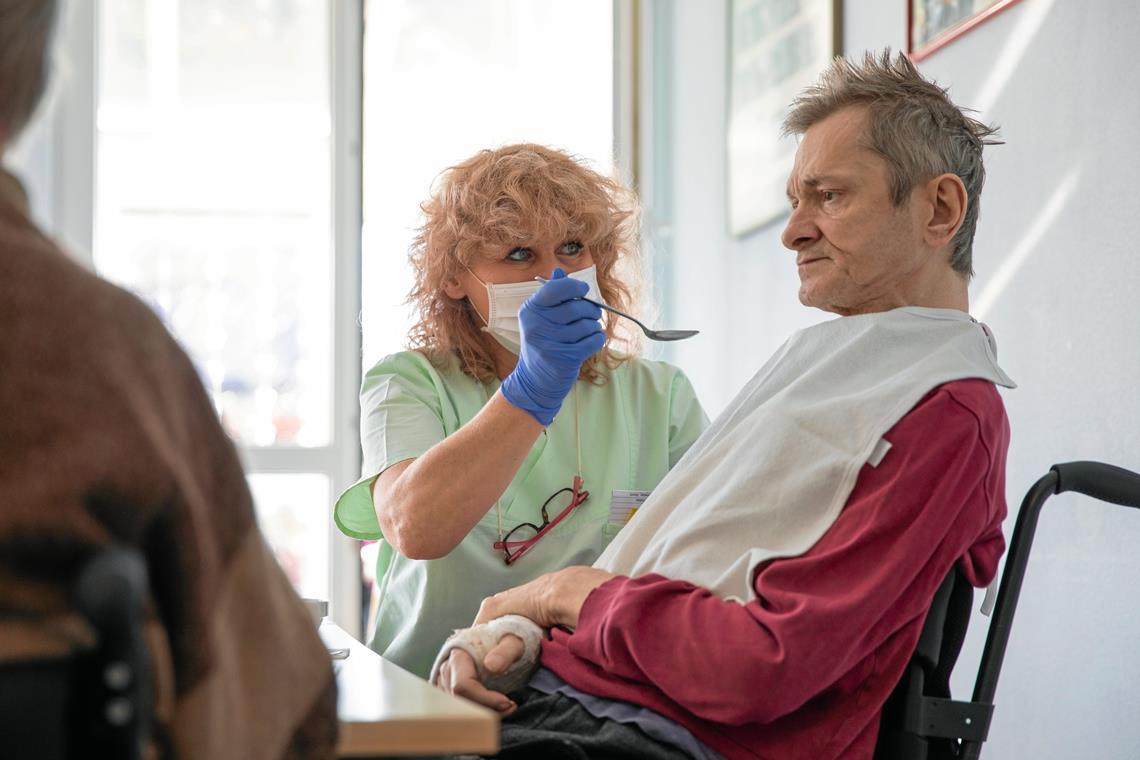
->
[[535, 276, 699, 342]]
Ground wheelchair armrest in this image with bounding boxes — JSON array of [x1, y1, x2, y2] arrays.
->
[[903, 695, 993, 743]]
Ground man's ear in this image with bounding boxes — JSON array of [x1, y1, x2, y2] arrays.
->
[[922, 173, 968, 251]]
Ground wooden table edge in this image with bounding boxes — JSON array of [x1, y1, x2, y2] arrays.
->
[[338, 713, 501, 756]]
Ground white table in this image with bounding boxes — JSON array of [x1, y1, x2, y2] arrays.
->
[[320, 622, 500, 757]]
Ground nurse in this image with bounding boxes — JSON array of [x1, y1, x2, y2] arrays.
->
[[334, 143, 708, 677]]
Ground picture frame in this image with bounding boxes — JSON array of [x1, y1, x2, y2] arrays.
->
[[727, 0, 842, 237], [908, 0, 1026, 62]]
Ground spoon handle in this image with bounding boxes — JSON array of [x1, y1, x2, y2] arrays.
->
[[586, 297, 643, 327], [533, 276, 650, 330]]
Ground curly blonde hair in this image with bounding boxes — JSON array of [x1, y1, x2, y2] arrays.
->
[[406, 143, 643, 383]]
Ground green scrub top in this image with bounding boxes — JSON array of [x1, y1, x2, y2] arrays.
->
[[334, 350, 708, 678]]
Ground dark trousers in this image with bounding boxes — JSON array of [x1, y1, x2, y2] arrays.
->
[[415, 687, 696, 760]]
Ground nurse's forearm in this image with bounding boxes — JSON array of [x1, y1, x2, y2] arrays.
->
[[372, 390, 545, 559]]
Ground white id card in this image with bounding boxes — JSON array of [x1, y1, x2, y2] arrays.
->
[[609, 489, 651, 526]]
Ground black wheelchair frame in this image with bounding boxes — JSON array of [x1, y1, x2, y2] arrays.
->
[[0, 547, 152, 760], [875, 461, 1140, 759]]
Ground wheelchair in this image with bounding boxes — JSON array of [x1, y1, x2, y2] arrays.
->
[[0, 546, 152, 760], [875, 461, 1140, 760]]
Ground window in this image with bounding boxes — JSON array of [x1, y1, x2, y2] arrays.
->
[[92, 0, 361, 624], [96, 0, 333, 447], [361, 0, 616, 364]]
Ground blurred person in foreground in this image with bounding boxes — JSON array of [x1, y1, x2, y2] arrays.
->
[[0, 2, 336, 757], [430, 51, 1014, 760]]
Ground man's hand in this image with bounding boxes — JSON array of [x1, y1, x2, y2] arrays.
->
[[438, 567, 615, 713], [437, 635, 527, 715], [474, 566, 617, 629]]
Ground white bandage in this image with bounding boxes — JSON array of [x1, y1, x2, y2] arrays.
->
[[428, 614, 544, 694]]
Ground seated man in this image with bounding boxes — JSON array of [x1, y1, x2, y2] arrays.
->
[[432, 51, 1013, 760], [0, 2, 336, 757]]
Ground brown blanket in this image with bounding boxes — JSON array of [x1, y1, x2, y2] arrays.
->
[[0, 167, 337, 759]]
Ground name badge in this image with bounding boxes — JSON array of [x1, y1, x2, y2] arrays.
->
[[609, 489, 651, 525]]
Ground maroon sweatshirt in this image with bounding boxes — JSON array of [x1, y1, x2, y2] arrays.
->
[[541, 379, 1010, 760]]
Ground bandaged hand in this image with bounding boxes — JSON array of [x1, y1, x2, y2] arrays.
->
[[429, 615, 544, 714], [500, 269, 604, 426]]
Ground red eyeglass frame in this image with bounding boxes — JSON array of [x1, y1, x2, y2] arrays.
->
[[492, 476, 589, 565]]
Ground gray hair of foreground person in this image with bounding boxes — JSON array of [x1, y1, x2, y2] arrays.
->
[[0, 0, 57, 141], [783, 50, 1000, 277]]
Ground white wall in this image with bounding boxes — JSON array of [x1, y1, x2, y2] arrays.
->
[[658, 1, 1140, 757]]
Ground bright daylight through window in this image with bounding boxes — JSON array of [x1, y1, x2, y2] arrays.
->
[[93, 0, 333, 600]]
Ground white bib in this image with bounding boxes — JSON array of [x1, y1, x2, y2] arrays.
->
[[594, 307, 1016, 602]]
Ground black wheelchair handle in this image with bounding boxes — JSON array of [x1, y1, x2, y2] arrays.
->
[[1051, 461, 1140, 509]]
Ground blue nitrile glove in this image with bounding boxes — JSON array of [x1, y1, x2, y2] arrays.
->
[[500, 268, 605, 426]]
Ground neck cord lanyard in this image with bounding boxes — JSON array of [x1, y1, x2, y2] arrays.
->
[[495, 382, 582, 542]]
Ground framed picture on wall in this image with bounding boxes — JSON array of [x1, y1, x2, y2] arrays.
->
[[908, 0, 1026, 61], [727, 0, 841, 237]]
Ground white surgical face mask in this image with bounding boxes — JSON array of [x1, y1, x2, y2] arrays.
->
[[470, 266, 603, 355]]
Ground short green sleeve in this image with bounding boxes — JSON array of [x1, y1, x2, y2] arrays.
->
[[334, 352, 450, 540]]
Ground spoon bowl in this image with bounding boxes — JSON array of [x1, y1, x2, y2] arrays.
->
[[637, 328, 700, 341]]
